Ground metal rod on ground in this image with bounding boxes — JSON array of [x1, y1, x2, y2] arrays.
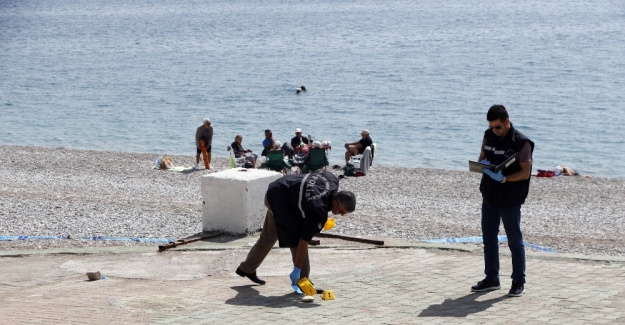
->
[[314, 233, 384, 246], [158, 232, 223, 251]]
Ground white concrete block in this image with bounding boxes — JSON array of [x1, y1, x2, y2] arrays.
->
[[201, 168, 282, 234]]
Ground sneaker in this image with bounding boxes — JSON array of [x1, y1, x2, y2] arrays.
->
[[508, 280, 525, 297], [471, 278, 501, 292]]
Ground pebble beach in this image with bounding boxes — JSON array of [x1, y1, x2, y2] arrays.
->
[[1, 145, 624, 256]]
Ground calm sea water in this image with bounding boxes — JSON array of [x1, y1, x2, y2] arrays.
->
[[1, 0, 624, 178]]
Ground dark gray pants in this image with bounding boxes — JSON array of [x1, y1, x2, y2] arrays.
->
[[238, 196, 311, 279]]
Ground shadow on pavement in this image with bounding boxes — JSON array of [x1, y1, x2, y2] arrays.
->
[[225, 285, 321, 309], [418, 292, 509, 317]]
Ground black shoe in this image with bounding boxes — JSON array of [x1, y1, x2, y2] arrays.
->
[[308, 280, 324, 294], [236, 267, 266, 285], [471, 278, 501, 292], [508, 280, 525, 297]]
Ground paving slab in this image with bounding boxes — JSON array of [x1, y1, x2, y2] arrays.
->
[[1, 234, 624, 324]]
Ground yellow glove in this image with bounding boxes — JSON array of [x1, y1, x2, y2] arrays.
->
[[323, 218, 335, 231]]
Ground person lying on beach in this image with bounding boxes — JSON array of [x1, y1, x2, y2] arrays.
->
[[160, 157, 175, 169], [536, 166, 581, 177], [556, 166, 580, 176]]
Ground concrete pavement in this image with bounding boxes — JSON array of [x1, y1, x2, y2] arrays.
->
[[1, 235, 625, 324]]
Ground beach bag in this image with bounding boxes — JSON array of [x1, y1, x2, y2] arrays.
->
[[343, 163, 356, 176]]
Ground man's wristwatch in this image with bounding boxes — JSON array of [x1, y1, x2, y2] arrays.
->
[[500, 177, 506, 183]]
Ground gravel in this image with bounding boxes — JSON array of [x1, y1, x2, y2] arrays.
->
[[1, 145, 624, 256]]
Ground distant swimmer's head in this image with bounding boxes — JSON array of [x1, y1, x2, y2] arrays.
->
[[300, 85, 307, 92]]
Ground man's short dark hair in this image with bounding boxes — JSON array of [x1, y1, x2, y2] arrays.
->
[[334, 191, 356, 213], [487, 104, 509, 122]]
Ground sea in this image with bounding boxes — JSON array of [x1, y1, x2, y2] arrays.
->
[[1, 0, 624, 178]]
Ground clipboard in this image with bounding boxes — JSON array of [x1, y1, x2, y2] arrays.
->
[[469, 153, 517, 173]]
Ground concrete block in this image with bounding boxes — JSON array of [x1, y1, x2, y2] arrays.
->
[[201, 168, 282, 234]]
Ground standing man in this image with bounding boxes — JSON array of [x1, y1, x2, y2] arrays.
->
[[195, 118, 213, 169], [472, 104, 534, 297], [235, 171, 356, 291]]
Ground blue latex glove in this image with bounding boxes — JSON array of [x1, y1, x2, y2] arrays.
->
[[483, 168, 504, 182], [480, 159, 491, 165], [290, 267, 302, 293]]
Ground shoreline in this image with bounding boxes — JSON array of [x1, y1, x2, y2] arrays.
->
[[1, 145, 624, 256], [4, 143, 617, 180]]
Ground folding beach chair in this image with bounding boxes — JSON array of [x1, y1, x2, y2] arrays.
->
[[301, 147, 329, 174], [260, 150, 291, 174], [348, 143, 376, 176], [227, 145, 246, 168]]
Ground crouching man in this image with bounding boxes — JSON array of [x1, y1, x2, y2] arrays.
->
[[235, 171, 356, 292]]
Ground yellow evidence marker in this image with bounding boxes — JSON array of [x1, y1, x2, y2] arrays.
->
[[297, 277, 317, 296], [322, 290, 336, 300]]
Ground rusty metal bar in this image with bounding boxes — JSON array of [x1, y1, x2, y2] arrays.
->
[[314, 233, 384, 246], [158, 232, 223, 251]]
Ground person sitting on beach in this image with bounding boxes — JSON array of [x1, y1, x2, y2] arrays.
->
[[231, 134, 257, 168], [270, 141, 284, 156], [344, 129, 373, 163], [302, 141, 329, 167], [261, 129, 274, 157], [291, 128, 309, 149], [261, 129, 295, 159]]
